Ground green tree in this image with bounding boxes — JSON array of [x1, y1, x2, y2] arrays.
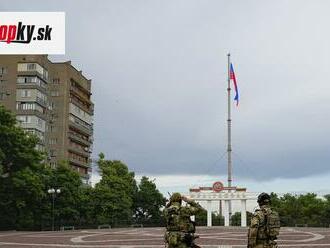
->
[[0, 105, 43, 177], [133, 176, 166, 226], [195, 208, 207, 226], [76, 185, 95, 227], [231, 212, 241, 226], [48, 162, 85, 228], [93, 153, 136, 226], [0, 105, 47, 230], [230, 211, 253, 226], [298, 193, 325, 226], [271, 193, 328, 227], [270, 192, 281, 210], [322, 195, 330, 227], [0, 105, 91, 230], [212, 213, 224, 226]]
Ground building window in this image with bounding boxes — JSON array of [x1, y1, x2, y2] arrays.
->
[[69, 151, 88, 163], [43, 70, 48, 80], [49, 138, 57, 145], [0, 67, 7, 74], [21, 90, 31, 97], [17, 115, 32, 124], [17, 77, 25, 84], [26, 116, 32, 123], [53, 78, 60, 84], [51, 91, 59, 97], [49, 125, 56, 132], [27, 63, 36, 70], [17, 76, 46, 89], [17, 102, 44, 113], [36, 117, 45, 128], [50, 150, 57, 156], [49, 102, 55, 110], [17, 102, 33, 110], [17, 63, 48, 81], [36, 90, 47, 102]]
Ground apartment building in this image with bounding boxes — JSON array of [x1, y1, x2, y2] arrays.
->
[[0, 55, 94, 182]]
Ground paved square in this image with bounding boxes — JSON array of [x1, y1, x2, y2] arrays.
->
[[0, 227, 330, 247]]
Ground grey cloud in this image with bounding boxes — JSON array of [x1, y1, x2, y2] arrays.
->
[[2, 0, 330, 180]]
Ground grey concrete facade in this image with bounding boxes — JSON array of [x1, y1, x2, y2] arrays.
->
[[0, 55, 94, 182]]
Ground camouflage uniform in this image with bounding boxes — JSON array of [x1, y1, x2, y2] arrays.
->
[[248, 193, 280, 248], [164, 193, 204, 248]]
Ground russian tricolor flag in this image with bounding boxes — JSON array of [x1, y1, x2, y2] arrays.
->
[[230, 63, 239, 106]]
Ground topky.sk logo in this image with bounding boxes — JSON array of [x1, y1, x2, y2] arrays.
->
[[0, 22, 52, 44], [0, 12, 65, 55]]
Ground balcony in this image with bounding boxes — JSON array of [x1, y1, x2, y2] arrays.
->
[[69, 120, 93, 136], [16, 109, 46, 119], [68, 132, 91, 146], [70, 86, 92, 103], [16, 82, 47, 94], [69, 157, 90, 169], [68, 145, 90, 158], [70, 96, 94, 115], [35, 97, 47, 108], [18, 122, 45, 133], [17, 70, 48, 83]]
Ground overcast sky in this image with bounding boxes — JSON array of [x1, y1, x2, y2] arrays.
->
[[2, 1, 330, 193]]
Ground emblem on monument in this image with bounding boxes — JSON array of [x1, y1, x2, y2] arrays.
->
[[212, 181, 224, 192]]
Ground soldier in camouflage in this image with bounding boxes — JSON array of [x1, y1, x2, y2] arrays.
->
[[248, 192, 280, 248], [164, 192, 204, 248]]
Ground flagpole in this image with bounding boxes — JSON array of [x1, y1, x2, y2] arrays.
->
[[227, 53, 232, 223]]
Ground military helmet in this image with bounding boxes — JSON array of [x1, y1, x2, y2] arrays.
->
[[170, 192, 182, 203], [257, 192, 271, 205]]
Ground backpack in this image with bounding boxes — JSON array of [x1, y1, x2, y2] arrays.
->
[[165, 205, 195, 233], [165, 205, 180, 231], [264, 208, 280, 239]]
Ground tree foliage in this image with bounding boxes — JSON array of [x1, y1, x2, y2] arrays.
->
[[270, 192, 330, 227], [0, 105, 47, 229], [133, 176, 166, 225], [0, 106, 167, 230], [92, 154, 137, 226], [232, 193, 330, 228], [231, 211, 253, 226], [195, 210, 225, 226], [0, 105, 43, 176]]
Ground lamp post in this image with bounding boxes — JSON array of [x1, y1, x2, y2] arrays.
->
[[47, 188, 61, 231]]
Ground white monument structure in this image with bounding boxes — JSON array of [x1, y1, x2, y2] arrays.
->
[[187, 181, 257, 227]]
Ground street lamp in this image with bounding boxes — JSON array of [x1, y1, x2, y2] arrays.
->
[[47, 188, 61, 231]]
